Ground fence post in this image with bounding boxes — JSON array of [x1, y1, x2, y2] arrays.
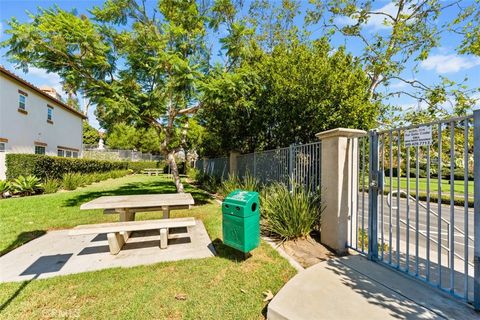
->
[[316, 128, 366, 254], [253, 151, 257, 177], [289, 144, 294, 191], [368, 130, 379, 261], [229, 151, 240, 177], [473, 109, 480, 310]]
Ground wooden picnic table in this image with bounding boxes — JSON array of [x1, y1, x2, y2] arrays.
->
[[80, 193, 195, 221], [142, 168, 163, 176]]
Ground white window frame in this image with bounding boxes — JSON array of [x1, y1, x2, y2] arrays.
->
[[47, 106, 53, 121], [72, 151, 79, 158], [35, 145, 46, 155], [19, 93, 27, 110], [65, 150, 72, 158], [0, 143, 5, 152], [57, 149, 65, 157]]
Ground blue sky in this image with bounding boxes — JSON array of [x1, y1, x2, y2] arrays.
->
[[1, 0, 479, 129]]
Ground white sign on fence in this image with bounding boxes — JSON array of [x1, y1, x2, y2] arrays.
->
[[404, 126, 432, 147]]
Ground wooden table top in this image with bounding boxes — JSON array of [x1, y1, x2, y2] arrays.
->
[[80, 193, 195, 210]]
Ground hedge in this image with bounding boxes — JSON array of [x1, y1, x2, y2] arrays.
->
[[6, 154, 128, 180], [5, 154, 166, 180]]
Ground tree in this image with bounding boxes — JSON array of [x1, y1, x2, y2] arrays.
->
[[306, 0, 475, 124], [105, 123, 162, 153], [82, 121, 101, 146], [2, 0, 215, 192], [200, 38, 377, 155]]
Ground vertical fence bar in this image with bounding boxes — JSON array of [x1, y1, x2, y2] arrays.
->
[[397, 130, 401, 267], [426, 144, 431, 281], [350, 139, 354, 248], [389, 131, 393, 264], [288, 144, 294, 191], [381, 134, 385, 261], [450, 123, 455, 293], [464, 119, 469, 299], [406, 145, 411, 271], [473, 109, 480, 310], [438, 123, 443, 288], [361, 138, 366, 253], [356, 138, 360, 251], [368, 131, 379, 261], [415, 146, 420, 275]]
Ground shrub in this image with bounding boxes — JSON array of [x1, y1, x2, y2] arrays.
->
[[42, 179, 61, 194], [6, 154, 129, 180], [260, 182, 323, 240], [62, 173, 84, 190], [0, 180, 11, 198], [11, 175, 42, 196], [128, 161, 166, 173], [220, 173, 260, 197]]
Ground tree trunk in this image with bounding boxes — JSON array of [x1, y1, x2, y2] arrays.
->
[[167, 151, 184, 193]]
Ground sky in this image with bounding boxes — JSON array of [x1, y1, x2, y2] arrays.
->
[[0, 0, 479, 130]]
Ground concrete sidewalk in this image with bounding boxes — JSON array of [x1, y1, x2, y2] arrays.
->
[[0, 219, 215, 283], [268, 255, 479, 320]]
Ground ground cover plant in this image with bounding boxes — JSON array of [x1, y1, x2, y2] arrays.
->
[[0, 174, 296, 319]]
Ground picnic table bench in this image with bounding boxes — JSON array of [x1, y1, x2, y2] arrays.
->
[[69, 217, 196, 254], [72, 193, 195, 254]]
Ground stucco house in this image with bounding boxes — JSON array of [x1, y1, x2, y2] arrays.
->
[[0, 66, 86, 179]]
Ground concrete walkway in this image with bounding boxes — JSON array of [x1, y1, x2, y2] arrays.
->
[[268, 255, 479, 320], [0, 220, 214, 283]]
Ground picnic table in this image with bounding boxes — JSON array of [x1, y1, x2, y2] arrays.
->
[[75, 193, 196, 253], [80, 193, 195, 220], [142, 168, 163, 176]]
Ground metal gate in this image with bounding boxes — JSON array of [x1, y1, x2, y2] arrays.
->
[[348, 111, 480, 309]]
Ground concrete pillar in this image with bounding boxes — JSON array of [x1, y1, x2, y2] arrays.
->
[[229, 151, 240, 176], [315, 128, 366, 254]]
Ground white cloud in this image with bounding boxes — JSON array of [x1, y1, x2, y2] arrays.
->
[[420, 54, 480, 74]]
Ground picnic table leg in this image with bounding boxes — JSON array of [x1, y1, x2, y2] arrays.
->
[[160, 228, 168, 249], [119, 209, 135, 242], [162, 206, 170, 219], [107, 232, 125, 255]]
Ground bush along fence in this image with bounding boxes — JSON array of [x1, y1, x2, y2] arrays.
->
[[195, 141, 322, 192], [5, 154, 165, 180]]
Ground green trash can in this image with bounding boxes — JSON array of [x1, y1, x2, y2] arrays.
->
[[222, 190, 260, 253]]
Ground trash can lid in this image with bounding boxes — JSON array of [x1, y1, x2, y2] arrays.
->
[[224, 190, 258, 206]]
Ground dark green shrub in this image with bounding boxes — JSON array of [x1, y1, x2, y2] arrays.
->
[[260, 182, 323, 240], [42, 179, 60, 194], [11, 175, 42, 196], [0, 180, 11, 198], [62, 173, 84, 190], [6, 154, 129, 180]]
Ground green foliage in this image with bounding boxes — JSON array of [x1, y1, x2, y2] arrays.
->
[[42, 179, 61, 194], [127, 161, 166, 173], [0, 180, 11, 198], [201, 38, 377, 155], [220, 173, 260, 197], [260, 182, 323, 240], [62, 173, 85, 191], [5, 154, 129, 180], [83, 121, 100, 146], [105, 123, 162, 154], [11, 175, 42, 196]]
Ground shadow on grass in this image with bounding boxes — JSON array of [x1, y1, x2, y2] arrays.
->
[[211, 238, 252, 262], [64, 180, 212, 207], [0, 230, 46, 257]]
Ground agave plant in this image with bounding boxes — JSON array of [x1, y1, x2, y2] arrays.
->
[[0, 180, 11, 198], [12, 175, 42, 196]]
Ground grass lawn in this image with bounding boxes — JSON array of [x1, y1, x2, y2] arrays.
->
[[0, 174, 296, 319], [382, 177, 473, 197]]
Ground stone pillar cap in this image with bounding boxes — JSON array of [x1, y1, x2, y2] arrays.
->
[[316, 128, 367, 140]]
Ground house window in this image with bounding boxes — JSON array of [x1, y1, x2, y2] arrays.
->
[[0, 143, 5, 152], [47, 106, 53, 121], [72, 151, 79, 158], [57, 149, 65, 157], [19, 93, 27, 110], [35, 146, 46, 155], [66, 150, 72, 158]]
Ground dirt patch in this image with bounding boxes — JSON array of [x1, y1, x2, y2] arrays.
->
[[279, 233, 336, 268]]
